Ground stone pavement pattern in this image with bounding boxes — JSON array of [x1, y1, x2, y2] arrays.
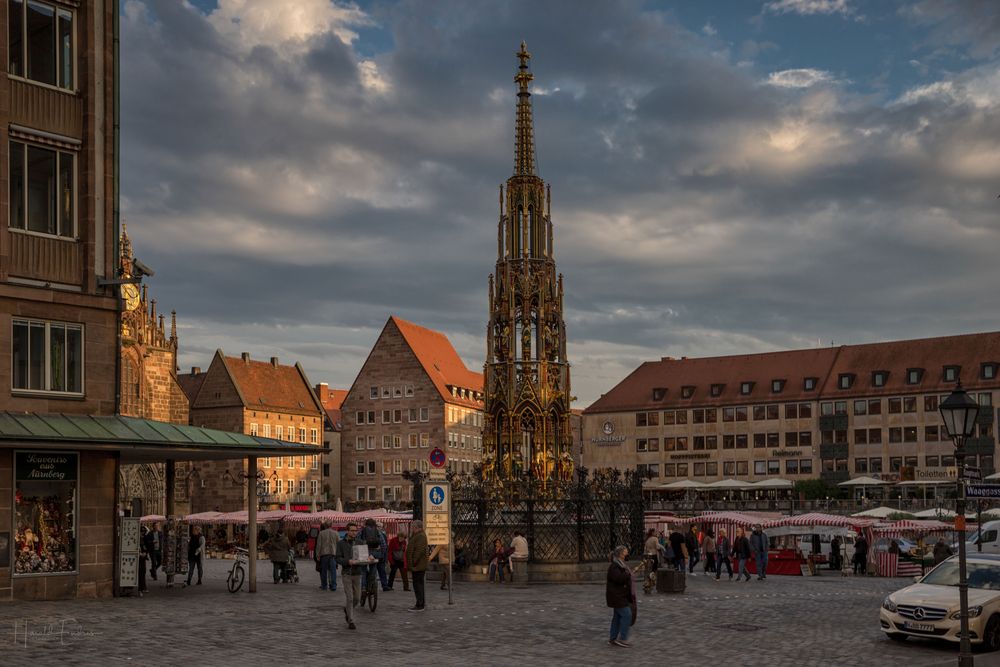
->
[[0, 560, 973, 666]]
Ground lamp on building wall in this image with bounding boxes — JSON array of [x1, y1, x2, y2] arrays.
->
[[940, 382, 980, 667]]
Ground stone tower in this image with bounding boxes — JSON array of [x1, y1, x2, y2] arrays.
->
[[482, 43, 573, 489]]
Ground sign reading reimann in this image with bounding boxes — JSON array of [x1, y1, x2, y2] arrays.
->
[[422, 481, 450, 545]]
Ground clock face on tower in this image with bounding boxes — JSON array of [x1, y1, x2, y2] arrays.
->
[[121, 283, 140, 312]]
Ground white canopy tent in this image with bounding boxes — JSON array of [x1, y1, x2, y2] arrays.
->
[[852, 506, 908, 519], [706, 478, 753, 490], [838, 476, 888, 487], [659, 480, 708, 490], [752, 478, 794, 489]]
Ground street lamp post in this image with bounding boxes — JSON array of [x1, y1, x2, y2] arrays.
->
[[940, 383, 980, 667]]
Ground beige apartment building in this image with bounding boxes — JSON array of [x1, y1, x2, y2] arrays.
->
[[341, 316, 484, 505], [583, 332, 999, 489], [178, 351, 325, 511]]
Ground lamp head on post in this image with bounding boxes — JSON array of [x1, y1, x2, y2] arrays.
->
[[940, 382, 980, 444]]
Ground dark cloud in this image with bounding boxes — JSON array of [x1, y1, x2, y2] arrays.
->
[[121, 0, 1000, 405]]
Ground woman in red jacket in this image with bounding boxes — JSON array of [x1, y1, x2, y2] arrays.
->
[[387, 532, 409, 591]]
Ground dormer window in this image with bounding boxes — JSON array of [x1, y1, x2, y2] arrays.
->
[[652, 387, 667, 401], [943, 366, 960, 383], [804, 377, 817, 391], [838, 374, 855, 390], [710, 384, 724, 397], [906, 368, 923, 385], [982, 363, 997, 380], [872, 371, 888, 387], [771, 379, 785, 393], [681, 386, 695, 399], [740, 382, 754, 396]]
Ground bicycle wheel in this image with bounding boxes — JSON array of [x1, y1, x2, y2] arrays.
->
[[367, 579, 378, 612], [227, 565, 245, 593]]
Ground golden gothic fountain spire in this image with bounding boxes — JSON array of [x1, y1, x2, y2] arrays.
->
[[514, 41, 537, 177]]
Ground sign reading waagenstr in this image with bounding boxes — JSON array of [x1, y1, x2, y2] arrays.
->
[[966, 484, 1000, 499]]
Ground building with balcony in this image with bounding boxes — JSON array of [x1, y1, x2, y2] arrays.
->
[[341, 316, 483, 505], [583, 332, 1000, 493]]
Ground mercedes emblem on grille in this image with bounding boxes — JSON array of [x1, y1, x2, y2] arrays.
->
[[913, 607, 926, 619]]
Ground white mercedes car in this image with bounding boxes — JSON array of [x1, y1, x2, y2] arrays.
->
[[880, 554, 1000, 652]]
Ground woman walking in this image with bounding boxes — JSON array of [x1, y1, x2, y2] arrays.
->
[[606, 545, 635, 648]]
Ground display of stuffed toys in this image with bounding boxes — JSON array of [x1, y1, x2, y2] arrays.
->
[[14, 494, 75, 574]]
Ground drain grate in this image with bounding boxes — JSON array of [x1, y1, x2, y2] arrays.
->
[[720, 623, 765, 632]]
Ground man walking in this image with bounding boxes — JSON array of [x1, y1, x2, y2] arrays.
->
[[606, 545, 635, 648], [734, 527, 752, 582], [702, 529, 717, 574], [265, 529, 292, 584], [854, 532, 869, 575], [185, 525, 205, 586], [316, 521, 339, 592], [143, 521, 163, 580], [714, 528, 733, 581], [750, 524, 769, 581], [686, 526, 701, 574], [336, 522, 372, 630], [405, 520, 428, 611], [668, 528, 686, 571]]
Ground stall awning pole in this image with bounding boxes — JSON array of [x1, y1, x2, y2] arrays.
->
[[248, 456, 257, 594], [165, 459, 175, 586]]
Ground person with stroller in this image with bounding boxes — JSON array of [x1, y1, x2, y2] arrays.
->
[[265, 529, 292, 584]]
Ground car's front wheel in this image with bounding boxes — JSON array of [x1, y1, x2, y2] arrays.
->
[[886, 632, 909, 643], [978, 616, 1000, 652]]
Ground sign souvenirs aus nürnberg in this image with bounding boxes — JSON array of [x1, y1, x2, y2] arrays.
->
[[16, 451, 77, 481]]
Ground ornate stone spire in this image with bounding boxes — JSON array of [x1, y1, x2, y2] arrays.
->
[[119, 219, 133, 275], [513, 41, 537, 177]]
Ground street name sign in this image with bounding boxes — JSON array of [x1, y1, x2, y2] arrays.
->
[[966, 484, 1000, 498]]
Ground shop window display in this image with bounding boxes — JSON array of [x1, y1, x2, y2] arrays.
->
[[14, 451, 77, 575]]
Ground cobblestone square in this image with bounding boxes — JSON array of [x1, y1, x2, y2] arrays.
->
[[0, 559, 974, 666]]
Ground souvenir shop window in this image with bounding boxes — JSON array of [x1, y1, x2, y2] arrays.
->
[[14, 451, 77, 575]]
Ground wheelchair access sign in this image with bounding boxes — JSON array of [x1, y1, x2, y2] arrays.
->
[[422, 481, 450, 545]]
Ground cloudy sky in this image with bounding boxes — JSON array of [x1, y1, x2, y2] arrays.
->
[[121, 0, 1000, 406]]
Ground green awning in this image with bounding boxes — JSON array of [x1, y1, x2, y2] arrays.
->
[[0, 412, 327, 464]]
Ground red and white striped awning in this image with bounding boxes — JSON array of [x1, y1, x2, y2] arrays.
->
[[873, 519, 954, 538], [764, 513, 876, 529]]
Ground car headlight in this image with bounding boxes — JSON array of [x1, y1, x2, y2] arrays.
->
[[882, 597, 897, 613], [950, 606, 983, 620]]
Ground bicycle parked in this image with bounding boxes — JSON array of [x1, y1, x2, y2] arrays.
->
[[227, 547, 249, 593]]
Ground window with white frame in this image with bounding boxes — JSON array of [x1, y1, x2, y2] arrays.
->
[[393, 435, 401, 449], [249, 423, 258, 436], [311, 455, 318, 470], [12, 319, 83, 394], [370, 386, 378, 399], [275, 425, 283, 439], [356, 487, 365, 501], [367, 435, 376, 450], [356, 436, 365, 451], [382, 410, 391, 424], [393, 485, 402, 499], [393, 460, 402, 474], [408, 408, 417, 422], [9, 141, 76, 238], [299, 427, 306, 442], [276, 457, 283, 469], [285, 456, 293, 468], [288, 428, 296, 442], [8, 0, 75, 89], [262, 457, 270, 468], [381, 387, 390, 398], [368, 486, 376, 500], [420, 407, 429, 422], [393, 386, 402, 397], [298, 480, 305, 495], [300, 456, 307, 468], [420, 433, 429, 448], [356, 411, 365, 424], [356, 461, 365, 475], [367, 461, 375, 474], [383, 486, 393, 501], [405, 385, 414, 397], [310, 428, 318, 444], [261, 479, 270, 494], [261, 424, 270, 438], [419, 460, 429, 473], [382, 435, 391, 449], [310, 480, 319, 495], [285, 479, 293, 494], [408, 433, 418, 448], [382, 460, 392, 474]]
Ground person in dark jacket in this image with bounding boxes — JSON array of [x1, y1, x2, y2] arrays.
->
[[714, 528, 733, 581], [750, 525, 769, 581], [606, 545, 634, 648], [853, 534, 869, 575], [686, 526, 701, 573], [405, 520, 429, 611], [933, 538, 953, 565], [830, 536, 842, 571], [336, 522, 372, 630], [668, 529, 686, 571], [185, 525, 205, 586], [265, 530, 291, 584], [142, 522, 163, 580], [733, 527, 752, 582]]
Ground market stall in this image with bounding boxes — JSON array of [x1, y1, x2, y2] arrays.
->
[[762, 513, 875, 574], [870, 519, 954, 577]]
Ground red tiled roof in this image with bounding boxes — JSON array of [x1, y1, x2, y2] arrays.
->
[[391, 316, 484, 408], [222, 355, 322, 415], [584, 330, 1000, 414], [176, 372, 208, 404], [820, 331, 1000, 397], [315, 385, 347, 431]]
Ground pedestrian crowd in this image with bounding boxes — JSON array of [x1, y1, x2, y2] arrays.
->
[[642, 524, 771, 583]]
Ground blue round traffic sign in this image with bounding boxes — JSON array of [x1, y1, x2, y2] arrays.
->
[[429, 447, 446, 468], [428, 485, 446, 505]]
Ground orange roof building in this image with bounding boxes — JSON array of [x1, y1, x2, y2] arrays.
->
[[583, 331, 1000, 489], [340, 316, 484, 506]]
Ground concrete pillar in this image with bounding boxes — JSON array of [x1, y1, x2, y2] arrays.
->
[[165, 460, 175, 586], [248, 456, 257, 593]]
